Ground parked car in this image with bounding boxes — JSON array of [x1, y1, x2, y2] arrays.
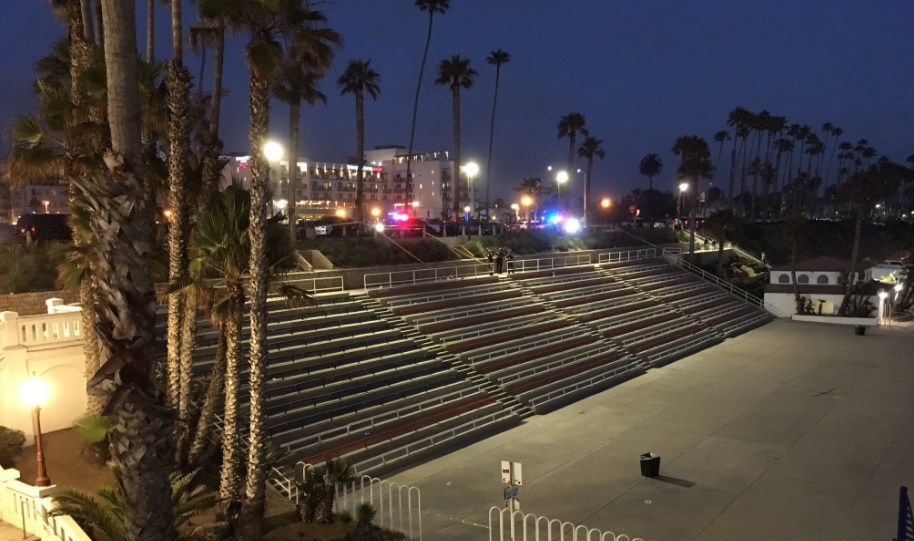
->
[[15, 214, 72, 242]]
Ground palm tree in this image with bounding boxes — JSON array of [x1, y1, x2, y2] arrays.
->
[[557, 112, 587, 208], [164, 0, 195, 456], [338, 58, 381, 224], [672, 135, 714, 261], [704, 209, 741, 275], [406, 0, 450, 207], [434, 54, 477, 219], [514, 177, 550, 221], [577, 136, 604, 225], [212, 2, 340, 537], [275, 59, 327, 238], [824, 126, 843, 188], [638, 153, 663, 191], [484, 49, 509, 220], [50, 469, 216, 541], [713, 130, 730, 189], [88, 1, 177, 538], [189, 7, 228, 204]]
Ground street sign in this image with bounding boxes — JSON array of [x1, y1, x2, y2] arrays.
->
[[504, 485, 518, 500], [512, 462, 523, 486], [501, 460, 511, 484]]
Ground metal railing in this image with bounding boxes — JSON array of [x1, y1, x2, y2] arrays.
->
[[336, 474, 422, 540], [494, 343, 618, 384], [364, 264, 491, 290], [598, 248, 657, 264], [488, 507, 647, 541], [510, 253, 592, 273], [661, 251, 764, 306], [285, 274, 345, 293], [468, 329, 590, 364]]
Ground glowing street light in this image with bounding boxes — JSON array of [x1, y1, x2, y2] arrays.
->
[[520, 195, 533, 207], [263, 140, 284, 162], [556, 171, 570, 210], [600, 197, 612, 209], [678, 182, 690, 217], [19, 375, 51, 487], [42, 200, 50, 214], [370, 207, 381, 219], [463, 162, 479, 215], [274, 199, 288, 211], [335, 208, 347, 218]]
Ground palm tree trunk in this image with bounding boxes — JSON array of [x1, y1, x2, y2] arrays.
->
[[94, 0, 104, 51], [451, 86, 461, 220], [80, 0, 95, 44], [406, 11, 436, 210], [688, 180, 696, 262], [238, 69, 271, 541], [145, 0, 154, 62], [583, 157, 593, 225], [219, 292, 243, 515], [93, 5, 175, 538], [187, 325, 226, 467], [717, 234, 725, 275], [355, 91, 365, 224], [566, 134, 576, 209], [288, 98, 300, 240], [839, 210, 864, 315], [80, 280, 103, 416], [727, 136, 738, 205], [198, 24, 225, 207], [484, 65, 502, 220], [176, 295, 196, 463]]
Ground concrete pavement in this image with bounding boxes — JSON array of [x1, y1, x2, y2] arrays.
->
[[383, 319, 914, 540]]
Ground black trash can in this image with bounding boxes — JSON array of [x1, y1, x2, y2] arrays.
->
[[854, 325, 866, 336], [640, 452, 660, 478]]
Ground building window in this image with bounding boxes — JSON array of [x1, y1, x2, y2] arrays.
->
[[817, 275, 829, 285], [797, 274, 809, 284], [778, 274, 789, 284]]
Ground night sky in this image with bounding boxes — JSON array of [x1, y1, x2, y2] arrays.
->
[[1, 1, 912, 204]]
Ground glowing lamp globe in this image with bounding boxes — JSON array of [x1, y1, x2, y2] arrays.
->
[[263, 141, 284, 162], [374, 222, 385, 233], [464, 162, 479, 177], [20, 376, 49, 408], [564, 218, 582, 235]]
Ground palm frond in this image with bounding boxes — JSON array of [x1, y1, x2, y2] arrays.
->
[[50, 489, 125, 541]]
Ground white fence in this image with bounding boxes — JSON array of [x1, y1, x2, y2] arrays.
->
[[0, 310, 84, 350], [293, 463, 423, 540], [510, 254, 592, 273], [488, 507, 647, 541], [597, 248, 657, 264], [0, 467, 91, 541]]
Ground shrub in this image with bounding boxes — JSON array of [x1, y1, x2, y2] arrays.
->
[[0, 426, 26, 468], [0, 243, 63, 293], [337, 510, 353, 524], [355, 502, 376, 526]]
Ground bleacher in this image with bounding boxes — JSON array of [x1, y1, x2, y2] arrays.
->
[[161, 249, 771, 484]]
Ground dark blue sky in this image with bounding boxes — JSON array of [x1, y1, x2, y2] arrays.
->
[[2, 1, 912, 203]]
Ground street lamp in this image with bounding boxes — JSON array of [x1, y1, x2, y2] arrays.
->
[[556, 171, 570, 209], [520, 195, 533, 222], [19, 375, 51, 487], [678, 182, 690, 216], [463, 162, 479, 217], [263, 141, 284, 215], [878, 290, 889, 324], [42, 200, 50, 214], [510, 203, 520, 222], [600, 197, 611, 209]]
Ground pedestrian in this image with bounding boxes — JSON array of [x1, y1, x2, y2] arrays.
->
[[486, 249, 494, 275], [760, 251, 767, 264], [494, 249, 504, 274], [506, 249, 515, 274]]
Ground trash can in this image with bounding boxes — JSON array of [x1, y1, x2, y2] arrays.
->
[[854, 325, 866, 336], [640, 452, 660, 478]]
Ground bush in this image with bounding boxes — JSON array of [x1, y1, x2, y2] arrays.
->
[[0, 426, 26, 468], [297, 238, 456, 267], [0, 243, 64, 293]]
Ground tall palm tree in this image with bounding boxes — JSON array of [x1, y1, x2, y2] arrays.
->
[[638, 153, 663, 191], [484, 49, 509, 220], [189, 7, 228, 203], [704, 209, 741, 275], [89, 1, 176, 538], [212, 2, 340, 537], [824, 126, 843, 188], [557, 112, 587, 208], [713, 130, 730, 188], [434, 54, 477, 219], [275, 59, 327, 238], [406, 0, 450, 207], [672, 135, 714, 261], [578, 136, 604, 225], [165, 0, 194, 454], [338, 58, 381, 224]]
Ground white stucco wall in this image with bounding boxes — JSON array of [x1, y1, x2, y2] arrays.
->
[[764, 292, 848, 317]]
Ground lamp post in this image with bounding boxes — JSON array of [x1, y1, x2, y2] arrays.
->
[[510, 203, 519, 223], [878, 290, 889, 324], [263, 140, 284, 216], [601, 197, 612, 226], [520, 195, 533, 223], [463, 162, 479, 218], [19, 375, 51, 487], [678, 182, 689, 217], [556, 171, 569, 211], [42, 200, 50, 214]]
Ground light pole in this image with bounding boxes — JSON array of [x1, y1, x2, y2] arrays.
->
[[520, 195, 533, 222], [678, 182, 689, 217], [263, 140, 284, 216], [556, 171, 569, 210], [19, 375, 51, 487], [463, 162, 479, 218], [42, 200, 50, 214], [878, 290, 889, 324], [510, 203, 519, 223], [601, 197, 612, 226]]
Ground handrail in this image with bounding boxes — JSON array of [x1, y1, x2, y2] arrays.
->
[[364, 264, 491, 290], [495, 343, 617, 384], [662, 252, 764, 306], [511, 253, 592, 273], [284, 275, 345, 293], [488, 506, 648, 541], [598, 248, 657, 264]]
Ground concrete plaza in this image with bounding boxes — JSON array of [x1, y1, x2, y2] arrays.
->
[[387, 319, 914, 540]]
